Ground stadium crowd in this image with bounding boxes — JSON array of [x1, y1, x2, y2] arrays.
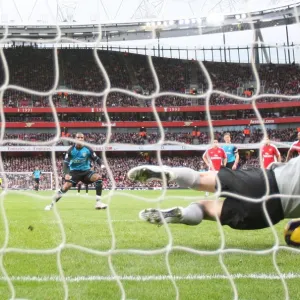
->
[[0, 47, 298, 190], [2, 92, 299, 108], [3, 128, 298, 145], [0, 47, 299, 109], [2, 153, 264, 190]]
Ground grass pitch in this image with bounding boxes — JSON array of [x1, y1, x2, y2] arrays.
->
[[0, 190, 299, 300]]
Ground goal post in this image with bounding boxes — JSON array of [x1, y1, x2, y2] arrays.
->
[[0, 172, 53, 190]]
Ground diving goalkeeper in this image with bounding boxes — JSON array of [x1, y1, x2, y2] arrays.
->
[[127, 156, 300, 230], [45, 132, 107, 210]]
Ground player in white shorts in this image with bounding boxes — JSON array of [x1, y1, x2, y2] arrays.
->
[[127, 156, 300, 230]]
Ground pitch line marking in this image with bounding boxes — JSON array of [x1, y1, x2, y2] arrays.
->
[[1, 273, 300, 282]]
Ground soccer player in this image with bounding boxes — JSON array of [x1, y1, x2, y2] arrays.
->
[[260, 137, 281, 169], [127, 157, 300, 230], [32, 167, 42, 192], [202, 140, 227, 172], [77, 181, 89, 196], [222, 133, 239, 170], [286, 131, 300, 162], [45, 132, 107, 210], [202, 140, 227, 196]]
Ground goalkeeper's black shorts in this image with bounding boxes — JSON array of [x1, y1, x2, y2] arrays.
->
[[68, 170, 96, 186], [218, 166, 284, 230]]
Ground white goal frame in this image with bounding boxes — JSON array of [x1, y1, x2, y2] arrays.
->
[[0, 172, 53, 190]]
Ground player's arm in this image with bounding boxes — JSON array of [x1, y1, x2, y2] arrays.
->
[[63, 147, 73, 175], [274, 147, 281, 162], [202, 151, 210, 168], [233, 147, 239, 170], [88, 147, 105, 169], [286, 146, 293, 162], [259, 147, 264, 167], [222, 149, 227, 167]]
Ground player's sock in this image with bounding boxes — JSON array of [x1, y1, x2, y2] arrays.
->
[[85, 185, 88, 194], [171, 167, 201, 189], [45, 188, 67, 211], [181, 203, 204, 225], [53, 188, 66, 204], [95, 179, 102, 201], [77, 184, 81, 194]]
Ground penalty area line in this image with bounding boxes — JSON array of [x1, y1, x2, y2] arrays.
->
[[0, 273, 300, 282]]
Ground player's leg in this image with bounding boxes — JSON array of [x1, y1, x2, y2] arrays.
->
[[34, 179, 38, 191], [139, 200, 223, 226], [129, 166, 219, 225], [45, 181, 73, 210], [128, 165, 284, 230], [87, 172, 107, 209], [127, 165, 216, 192], [37, 178, 41, 191], [45, 171, 78, 210], [77, 182, 82, 195], [85, 184, 89, 195], [226, 161, 235, 169]]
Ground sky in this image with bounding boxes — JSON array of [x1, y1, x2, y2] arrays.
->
[[0, 0, 298, 25]]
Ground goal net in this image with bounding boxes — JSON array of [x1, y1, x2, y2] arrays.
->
[[0, 172, 53, 190], [0, 1, 299, 299]]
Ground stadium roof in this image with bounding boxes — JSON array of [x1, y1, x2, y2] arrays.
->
[[1, 0, 299, 25], [0, 0, 299, 43]]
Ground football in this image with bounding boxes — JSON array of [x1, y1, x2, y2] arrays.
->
[[284, 219, 300, 247]]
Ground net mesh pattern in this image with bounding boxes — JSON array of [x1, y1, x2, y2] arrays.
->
[[0, 5, 299, 300]]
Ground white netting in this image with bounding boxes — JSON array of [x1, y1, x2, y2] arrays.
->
[[0, 2, 300, 300]]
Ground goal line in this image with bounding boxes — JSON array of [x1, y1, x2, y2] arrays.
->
[[1, 273, 300, 282]]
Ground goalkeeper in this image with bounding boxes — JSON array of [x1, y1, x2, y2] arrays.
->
[[32, 167, 42, 192], [127, 157, 300, 230], [45, 132, 107, 210]]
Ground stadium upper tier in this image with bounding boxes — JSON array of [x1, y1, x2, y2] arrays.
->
[[0, 47, 299, 128], [1, 47, 299, 94]]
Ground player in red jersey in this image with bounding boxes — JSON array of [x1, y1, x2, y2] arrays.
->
[[202, 140, 227, 171], [260, 137, 281, 169], [286, 132, 300, 162]]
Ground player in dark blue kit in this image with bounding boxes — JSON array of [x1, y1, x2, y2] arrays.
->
[[45, 132, 107, 210], [222, 133, 239, 170], [32, 167, 42, 191]]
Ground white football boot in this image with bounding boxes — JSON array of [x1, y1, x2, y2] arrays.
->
[[127, 165, 176, 183], [44, 204, 53, 211], [95, 202, 108, 210], [139, 207, 183, 225]]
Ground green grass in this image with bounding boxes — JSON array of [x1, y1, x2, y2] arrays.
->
[[0, 190, 299, 300]]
